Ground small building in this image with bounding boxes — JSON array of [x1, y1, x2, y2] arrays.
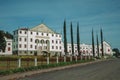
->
[[0, 37, 12, 55]]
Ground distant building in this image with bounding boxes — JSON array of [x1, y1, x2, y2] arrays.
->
[[65, 41, 113, 57], [13, 24, 62, 56], [0, 37, 12, 55]]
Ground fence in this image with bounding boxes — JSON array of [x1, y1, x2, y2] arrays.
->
[[0, 55, 93, 70]]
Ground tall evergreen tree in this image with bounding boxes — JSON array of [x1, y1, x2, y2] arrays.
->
[[63, 20, 67, 55], [77, 22, 80, 56], [100, 28, 104, 57], [0, 30, 6, 52], [92, 29, 95, 57], [70, 22, 74, 55], [96, 34, 99, 57]]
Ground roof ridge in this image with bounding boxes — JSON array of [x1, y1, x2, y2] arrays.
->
[[30, 24, 56, 33]]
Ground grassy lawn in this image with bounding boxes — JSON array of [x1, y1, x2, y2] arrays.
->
[[0, 60, 48, 70], [0, 55, 92, 71]]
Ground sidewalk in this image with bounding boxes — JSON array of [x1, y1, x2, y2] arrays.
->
[[0, 59, 106, 80]]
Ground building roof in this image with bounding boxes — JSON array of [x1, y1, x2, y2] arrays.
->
[[30, 24, 56, 33]]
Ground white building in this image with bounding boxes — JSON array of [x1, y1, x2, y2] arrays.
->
[[99, 41, 113, 56], [0, 37, 12, 55], [12, 23, 113, 57], [65, 41, 113, 57], [13, 24, 62, 56]]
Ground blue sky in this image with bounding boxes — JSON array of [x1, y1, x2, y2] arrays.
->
[[0, 0, 120, 49]]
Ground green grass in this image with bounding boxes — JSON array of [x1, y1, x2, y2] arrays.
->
[[0, 56, 94, 75], [0, 59, 94, 75]]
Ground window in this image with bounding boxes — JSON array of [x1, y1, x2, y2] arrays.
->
[[52, 46, 54, 49], [31, 32, 33, 34], [80, 50, 82, 53], [19, 31, 22, 34], [19, 44, 22, 48], [100, 49, 102, 51], [30, 51, 32, 54], [46, 46, 47, 49], [75, 50, 77, 52], [46, 40, 49, 44], [56, 46, 58, 49], [24, 44, 26, 48], [30, 45, 32, 48], [39, 46, 42, 50], [59, 46, 61, 49], [52, 34, 54, 37], [35, 45, 37, 49], [24, 38, 27, 42], [41, 40, 44, 44], [30, 38, 33, 42], [44, 46, 47, 49], [52, 40, 54, 43], [25, 31, 27, 34], [56, 34, 58, 37], [8, 47, 11, 51], [69, 50, 71, 53], [59, 41, 61, 44], [56, 40, 58, 44], [36, 32, 38, 35], [108, 49, 110, 52], [35, 39, 39, 43], [91, 51, 92, 53], [8, 43, 11, 45], [42, 33, 43, 36], [47, 33, 48, 36], [19, 38, 22, 41], [59, 35, 61, 37], [86, 50, 88, 53]]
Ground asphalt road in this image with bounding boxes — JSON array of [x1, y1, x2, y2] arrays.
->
[[19, 58, 120, 80]]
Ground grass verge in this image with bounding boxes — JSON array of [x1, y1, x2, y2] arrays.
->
[[0, 59, 94, 75]]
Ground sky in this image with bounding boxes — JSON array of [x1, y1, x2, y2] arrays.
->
[[0, 0, 120, 49]]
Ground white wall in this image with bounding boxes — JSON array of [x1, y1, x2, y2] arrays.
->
[[0, 38, 12, 55]]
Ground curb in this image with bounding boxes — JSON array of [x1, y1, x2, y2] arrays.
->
[[0, 59, 107, 80]]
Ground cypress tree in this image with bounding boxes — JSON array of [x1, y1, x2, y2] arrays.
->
[[92, 29, 95, 57], [96, 34, 99, 57], [77, 22, 80, 56], [63, 20, 67, 55], [100, 28, 104, 57], [70, 22, 74, 56]]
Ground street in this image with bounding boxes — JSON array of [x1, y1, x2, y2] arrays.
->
[[19, 58, 120, 80]]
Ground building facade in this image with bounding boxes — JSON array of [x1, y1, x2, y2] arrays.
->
[[12, 23, 113, 56], [0, 37, 12, 55], [65, 41, 112, 57], [13, 24, 62, 56]]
